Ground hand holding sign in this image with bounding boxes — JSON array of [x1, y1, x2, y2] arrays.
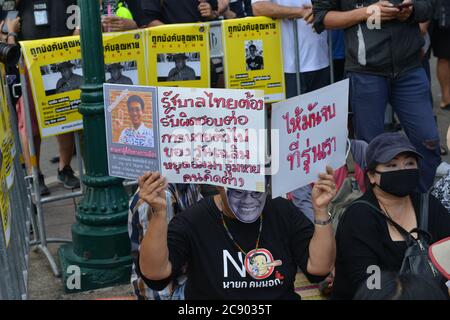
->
[[139, 172, 168, 214], [312, 166, 337, 217]]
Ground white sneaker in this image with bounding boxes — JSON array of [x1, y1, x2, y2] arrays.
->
[[436, 161, 450, 177]]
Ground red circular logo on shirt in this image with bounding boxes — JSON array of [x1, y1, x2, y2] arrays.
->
[[244, 248, 282, 280]]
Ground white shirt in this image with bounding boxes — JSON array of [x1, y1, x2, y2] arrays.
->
[[118, 123, 155, 148], [251, 0, 329, 73]]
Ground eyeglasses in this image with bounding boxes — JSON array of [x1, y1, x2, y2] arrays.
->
[[228, 189, 265, 199]]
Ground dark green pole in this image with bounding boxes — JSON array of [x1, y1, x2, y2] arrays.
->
[[58, 0, 132, 293]]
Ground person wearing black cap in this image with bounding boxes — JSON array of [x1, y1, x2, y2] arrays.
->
[[167, 54, 196, 81], [331, 132, 450, 300], [55, 61, 83, 94], [106, 63, 133, 85]]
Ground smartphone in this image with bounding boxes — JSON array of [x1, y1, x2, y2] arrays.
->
[[395, 2, 413, 10], [2, 10, 19, 34]]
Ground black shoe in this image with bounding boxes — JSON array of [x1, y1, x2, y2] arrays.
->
[[57, 165, 80, 189], [38, 173, 51, 196]]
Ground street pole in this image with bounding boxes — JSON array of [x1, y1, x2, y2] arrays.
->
[[58, 0, 132, 293]]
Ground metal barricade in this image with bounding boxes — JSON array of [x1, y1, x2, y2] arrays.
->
[[0, 62, 33, 300]]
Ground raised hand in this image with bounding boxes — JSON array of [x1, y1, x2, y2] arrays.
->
[[138, 172, 168, 213]]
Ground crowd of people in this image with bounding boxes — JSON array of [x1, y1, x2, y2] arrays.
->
[[0, 0, 449, 300]]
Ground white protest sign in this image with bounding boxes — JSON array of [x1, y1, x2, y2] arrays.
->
[[270, 80, 349, 198], [158, 87, 267, 192]]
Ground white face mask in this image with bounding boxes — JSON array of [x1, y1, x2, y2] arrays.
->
[[225, 188, 267, 223]]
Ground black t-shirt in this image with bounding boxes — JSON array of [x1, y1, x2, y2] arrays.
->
[[332, 189, 450, 300], [140, 0, 218, 25], [141, 196, 325, 300], [18, 0, 77, 40]]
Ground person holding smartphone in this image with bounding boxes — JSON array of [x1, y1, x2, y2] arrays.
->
[[312, 0, 441, 194]]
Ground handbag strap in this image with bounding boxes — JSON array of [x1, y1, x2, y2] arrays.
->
[[352, 200, 412, 240], [419, 192, 429, 232]]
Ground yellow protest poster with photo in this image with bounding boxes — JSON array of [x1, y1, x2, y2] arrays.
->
[[103, 29, 147, 86], [147, 23, 210, 88], [222, 17, 285, 103], [0, 65, 11, 246], [20, 36, 83, 138], [0, 63, 14, 190]]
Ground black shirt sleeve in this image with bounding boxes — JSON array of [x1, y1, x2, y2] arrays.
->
[[312, 0, 340, 34], [286, 200, 326, 283]]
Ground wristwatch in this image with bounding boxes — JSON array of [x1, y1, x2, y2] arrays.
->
[[314, 212, 333, 226]]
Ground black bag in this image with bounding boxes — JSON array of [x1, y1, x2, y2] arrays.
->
[[353, 194, 440, 278]]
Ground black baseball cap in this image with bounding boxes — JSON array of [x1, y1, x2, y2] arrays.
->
[[365, 132, 423, 168]]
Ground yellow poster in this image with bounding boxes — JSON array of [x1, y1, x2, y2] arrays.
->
[[0, 62, 12, 246], [20, 36, 84, 137], [20, 30, 147, 138], [222, 17, 285, 103], [147, 23, 210, 88], [103, 30, 148, 86]]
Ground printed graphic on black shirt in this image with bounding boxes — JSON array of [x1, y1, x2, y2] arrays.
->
[[245, 40, 264, 71], [245, 248, 283, 280]]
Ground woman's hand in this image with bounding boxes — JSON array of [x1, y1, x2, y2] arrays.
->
[[139, 172, 168, 214], [311, 166, 337, 218]]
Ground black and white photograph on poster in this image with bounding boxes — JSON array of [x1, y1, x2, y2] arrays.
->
[[245, 40, 264, 71], [105, 61, 138, 85], [104, 83, 160, 180], [40, 59, 83, 96], [157, 52, 201, 82]]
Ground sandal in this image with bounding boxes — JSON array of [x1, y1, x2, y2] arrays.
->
[[440, 104, 450, 111]]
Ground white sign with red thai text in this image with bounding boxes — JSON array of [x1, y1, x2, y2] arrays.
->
[[270, 80, 349, 198], [158, 87, 267, 192]]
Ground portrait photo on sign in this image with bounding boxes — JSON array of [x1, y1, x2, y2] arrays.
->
[[105, 61, 138, 85], [245, 40, 264, 71], [40, 59, 83, 96], [110, 90, 155, 149], [157, 52, 201, 82]]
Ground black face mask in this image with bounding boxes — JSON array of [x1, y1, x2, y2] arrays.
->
[[375, 168, 420, 197]]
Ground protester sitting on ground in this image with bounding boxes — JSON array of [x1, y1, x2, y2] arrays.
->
[[313, 0, 442, 193], [137, 168, 337, 300], [353, 272, 448, 300], [128, 183, 203, 300], [331, 132, 450, 300]]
